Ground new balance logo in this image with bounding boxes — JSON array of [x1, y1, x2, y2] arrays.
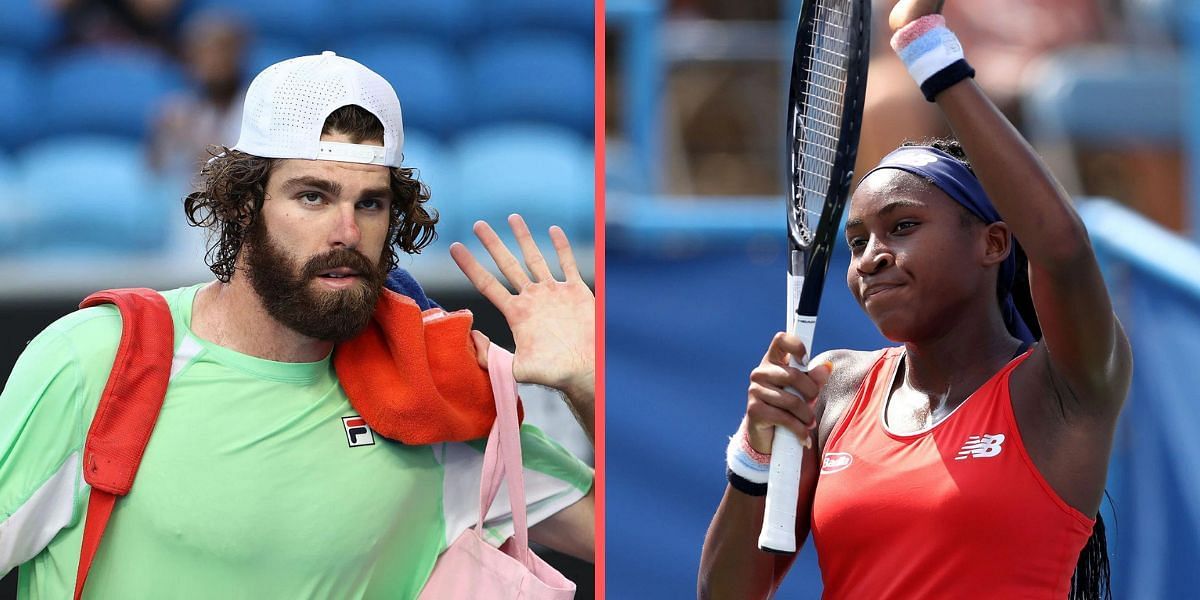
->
[[342, 416, 375, 448], [955, 433, 1005, 460]]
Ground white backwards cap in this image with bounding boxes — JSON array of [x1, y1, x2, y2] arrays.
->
[[233, 51, 403, 167]]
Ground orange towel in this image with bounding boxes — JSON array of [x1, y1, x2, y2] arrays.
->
[[334, 289, 522, 444]]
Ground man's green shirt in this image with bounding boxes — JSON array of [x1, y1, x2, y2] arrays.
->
[[0, 284, 592, 598]]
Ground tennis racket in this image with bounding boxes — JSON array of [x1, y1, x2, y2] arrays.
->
[[758, 0, 871, 554]]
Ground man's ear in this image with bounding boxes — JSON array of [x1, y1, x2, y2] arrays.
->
[[234, 192, 262, 228]]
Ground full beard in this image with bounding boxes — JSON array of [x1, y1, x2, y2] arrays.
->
[[242, 219, 388, 342]]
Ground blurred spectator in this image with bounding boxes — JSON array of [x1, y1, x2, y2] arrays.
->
[[858, 0, 1185, 232], [652, 3, 785, 196], [49, 0, 185, 56], [856, 0, 1108, 181], [644, 0, 1120, 198], [146, 10, 247, 182]]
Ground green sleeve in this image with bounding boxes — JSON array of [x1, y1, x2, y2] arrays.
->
[[517, 423, 593, 495], [0, 307, 120, 574], [466, 423, 594, 545]]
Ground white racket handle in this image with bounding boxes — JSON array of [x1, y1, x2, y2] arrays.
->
[[758, 310, 817, 553]]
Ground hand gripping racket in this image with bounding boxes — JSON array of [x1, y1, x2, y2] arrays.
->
[[758, 0, 871, 554]]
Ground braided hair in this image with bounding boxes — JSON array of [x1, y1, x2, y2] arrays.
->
[[903, 138, 1112, 600]]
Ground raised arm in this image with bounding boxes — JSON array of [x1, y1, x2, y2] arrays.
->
[[450, 215, 596, 440], [450, 214, 597, 561], [890, 0, 1132, 416]]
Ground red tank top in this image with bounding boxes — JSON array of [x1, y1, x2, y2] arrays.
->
[[810, 347, 1094, 599]]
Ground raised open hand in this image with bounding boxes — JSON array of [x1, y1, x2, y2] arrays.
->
[[450, 215, 596, 410]]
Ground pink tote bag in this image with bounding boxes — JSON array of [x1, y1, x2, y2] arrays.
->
[[418, 345, 577, 599]]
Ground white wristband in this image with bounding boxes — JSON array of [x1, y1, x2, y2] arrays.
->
[[891, 14, 975, 102], [726, 421, 771, 485]]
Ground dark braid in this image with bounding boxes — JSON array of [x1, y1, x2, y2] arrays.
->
[[1069, 512, 1112, 600], [901, 137, 1113, 599]]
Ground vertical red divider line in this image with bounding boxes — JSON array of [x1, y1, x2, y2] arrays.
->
[[593, 0, 607, 597]]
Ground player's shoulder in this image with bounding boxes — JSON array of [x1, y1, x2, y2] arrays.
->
[[41, 304, 122, 347], [813, 348, 889, 449], [32, 286, 194, 365], [812, 348, 885, 402]]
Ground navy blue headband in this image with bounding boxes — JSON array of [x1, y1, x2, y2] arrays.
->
[[864, 146, 1034, 343]]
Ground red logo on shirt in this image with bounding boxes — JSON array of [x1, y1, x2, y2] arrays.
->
[[821, 452, 853, 474]]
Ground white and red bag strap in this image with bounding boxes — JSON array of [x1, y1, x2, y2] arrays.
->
[[74, 288, 174, 600]]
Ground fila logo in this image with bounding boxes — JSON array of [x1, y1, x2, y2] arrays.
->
[[342, 416, 375, 448], [821, 452, 853, 474], [955, 433, 1005, 460]]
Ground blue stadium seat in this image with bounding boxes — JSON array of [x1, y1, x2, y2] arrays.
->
[[468, 34, 593, 136], [44, 49, 184, 140], [1132, 0, 1185, 41], [399, 129, 459, 250], [451, 124, 593, 247], [480, 0, 593, 37], [0, 54, 39, 149], [0, 154, 21, 252], [16, 136, 170, 253], [244, 37, 320, 78], [1023, 49, 1182, 144], [332, 0, 478, 42], [189, 0, 329, 42], [335, 38, 466, 138], [0, 0, 59, 55]]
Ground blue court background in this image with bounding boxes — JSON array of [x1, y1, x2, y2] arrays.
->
[[607, 199, 1200, 599]]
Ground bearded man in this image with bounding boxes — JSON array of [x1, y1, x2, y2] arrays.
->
[[0, 51, 594, 598]]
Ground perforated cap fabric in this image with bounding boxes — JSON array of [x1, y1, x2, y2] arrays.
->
[[233, 51, 403, 167]]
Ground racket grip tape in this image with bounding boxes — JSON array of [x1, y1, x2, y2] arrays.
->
[[758, 313, 818, 553], [758, 428, 805, 553]]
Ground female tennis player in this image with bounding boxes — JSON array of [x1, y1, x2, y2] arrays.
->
[[698, 1, 1132, 598]]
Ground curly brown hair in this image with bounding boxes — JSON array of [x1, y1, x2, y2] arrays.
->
[[184, 105, 438, 282]]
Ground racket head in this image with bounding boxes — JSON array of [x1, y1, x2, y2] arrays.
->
[[761, 0, 872, 556], [786, 0, 871, 284]]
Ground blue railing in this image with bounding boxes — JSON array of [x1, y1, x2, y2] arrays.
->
[[1185, 2, 1200, 240]]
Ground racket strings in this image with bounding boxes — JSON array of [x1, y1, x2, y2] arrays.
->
[[792, 0, 855, 243]]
